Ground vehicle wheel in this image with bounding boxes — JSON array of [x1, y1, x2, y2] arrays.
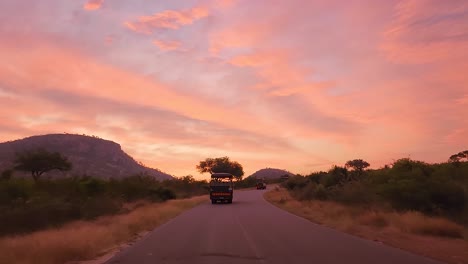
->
[[228, 199, 232, 204], [211, 200, 216, 204]]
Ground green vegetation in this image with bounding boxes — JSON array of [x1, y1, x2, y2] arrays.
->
[[0, 196, 207, 264], [196, 156, 245, 181], [0, 175, 208, 236], [282, 156, 468, 223]]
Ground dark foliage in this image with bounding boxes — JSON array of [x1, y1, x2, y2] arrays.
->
[[0, 174, 208, 236], [196, 156, 245, 181], [282, 158, 468, 223], [13, 149, 72, 181]]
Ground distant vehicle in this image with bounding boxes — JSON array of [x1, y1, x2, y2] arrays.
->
[[256, 179, 267, 190], [210, 173, 234, 204]]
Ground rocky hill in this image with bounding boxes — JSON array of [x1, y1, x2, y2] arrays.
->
[[0, 134, 173, 180], [248, 168, 294, 179]]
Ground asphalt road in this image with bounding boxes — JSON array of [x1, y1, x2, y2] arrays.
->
[[106, 189, 442, 264]]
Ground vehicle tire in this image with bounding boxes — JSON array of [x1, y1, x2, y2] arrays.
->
[[211, 200, 216, 204], [228, 199, 232, 204]]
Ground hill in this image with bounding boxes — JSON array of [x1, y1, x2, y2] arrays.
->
[[0, 134, 173, 180], [249, 168, 294, 179]]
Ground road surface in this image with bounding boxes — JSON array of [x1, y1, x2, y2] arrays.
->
[[106, 189, 442, 264]]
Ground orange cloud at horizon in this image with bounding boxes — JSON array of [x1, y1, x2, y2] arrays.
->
[[83, 0, 104, 11]]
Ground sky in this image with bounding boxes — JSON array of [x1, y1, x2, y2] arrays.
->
[[0, 0, 467, 179]]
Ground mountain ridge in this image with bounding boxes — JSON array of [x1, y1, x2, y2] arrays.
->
[[0, 134, 173, 180], [248, 167, 294, 179]]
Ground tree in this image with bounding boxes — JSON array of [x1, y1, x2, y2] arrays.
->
[[449, 150, 468, 163], [14, 149, 72, 182], [196, 156, 244, 181], [345, 159, 370, 172]]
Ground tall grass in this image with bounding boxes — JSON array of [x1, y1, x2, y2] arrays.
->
[[390, 211, 464, 238], [268, 187, 465, 238], [0, 196, 206, 264], [265, 188, 468, 264], [0, 175, 208, 236]]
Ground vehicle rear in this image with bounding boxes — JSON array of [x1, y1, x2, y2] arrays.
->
[[210, 173, 234, 204], [256, 179, 267, 189]]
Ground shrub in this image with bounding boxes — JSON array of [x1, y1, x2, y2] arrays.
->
[[1, 169, 13, 180], [79, 178, 106, 196], [148, 186, 176, 202], [288, 158, 468, 223], [0, 175, 207, 236], [329, 182, 374, 205], [283, 175, 309, 190]]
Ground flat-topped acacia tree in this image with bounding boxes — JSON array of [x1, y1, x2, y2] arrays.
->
[[14, 148, 72, 182], [196, 156, 244, 181]]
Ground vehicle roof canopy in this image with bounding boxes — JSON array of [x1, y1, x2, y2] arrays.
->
[[211, 173, 233, 179]]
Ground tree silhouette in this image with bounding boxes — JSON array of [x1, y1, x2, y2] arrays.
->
[[449, 150, 468, 163], [14, 149, 72, 182], [196, 156, 244, 181], [345, 159, 370, 178]]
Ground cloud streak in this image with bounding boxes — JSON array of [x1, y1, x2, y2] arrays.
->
[[124, 7, 209, 34], [153, 39, 181, 51], [0, 0, 467, 178]]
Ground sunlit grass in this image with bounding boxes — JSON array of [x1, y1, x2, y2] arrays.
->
[[0, 196, 207, 264], [265, 188, 468, 264]]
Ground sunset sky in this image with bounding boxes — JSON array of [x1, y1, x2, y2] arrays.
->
[[0, 0, 467, 179]]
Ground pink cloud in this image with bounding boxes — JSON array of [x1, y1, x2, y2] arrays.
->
[[153, 39, 181, 51], [124, 7, 209, 34], [214, 0, 237, 9], [209, 23, 270, 56], [2, 0, 468, 178], [83, 0, 104, 11], [381, 0, 468, 64]]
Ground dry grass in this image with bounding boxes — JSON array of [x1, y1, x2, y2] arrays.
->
[[265, 188, 468, 264], [0, 196, 207, 264], [390, 211, 464, 238]]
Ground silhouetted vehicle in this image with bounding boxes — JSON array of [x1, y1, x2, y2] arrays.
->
[[210, 173, 234, 204], [256, 179, 267, 189]]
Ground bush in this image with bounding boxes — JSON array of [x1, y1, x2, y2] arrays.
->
[[294, 183, 328, 201], [0, 178, 33, 204], [148, 186, 176, 202], [0, 197, 81, 235], [0, 175, 207, 236], [283, 175, 309, 190], [235, 177, 257, 189], [79, 178, 106, 196], [1, 169, 13, 180], [286, 158, 468, 223], [378, 163, 466, 215], [329, 182, 374, 205], [80, 197, 121, 219]]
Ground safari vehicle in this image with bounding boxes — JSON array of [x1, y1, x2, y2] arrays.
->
[[256, 179, 267, 190], [210, 173, 234, 204]]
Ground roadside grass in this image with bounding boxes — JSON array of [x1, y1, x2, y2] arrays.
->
[[265, 187, 468, 264], [0, 195, 207, 264]]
